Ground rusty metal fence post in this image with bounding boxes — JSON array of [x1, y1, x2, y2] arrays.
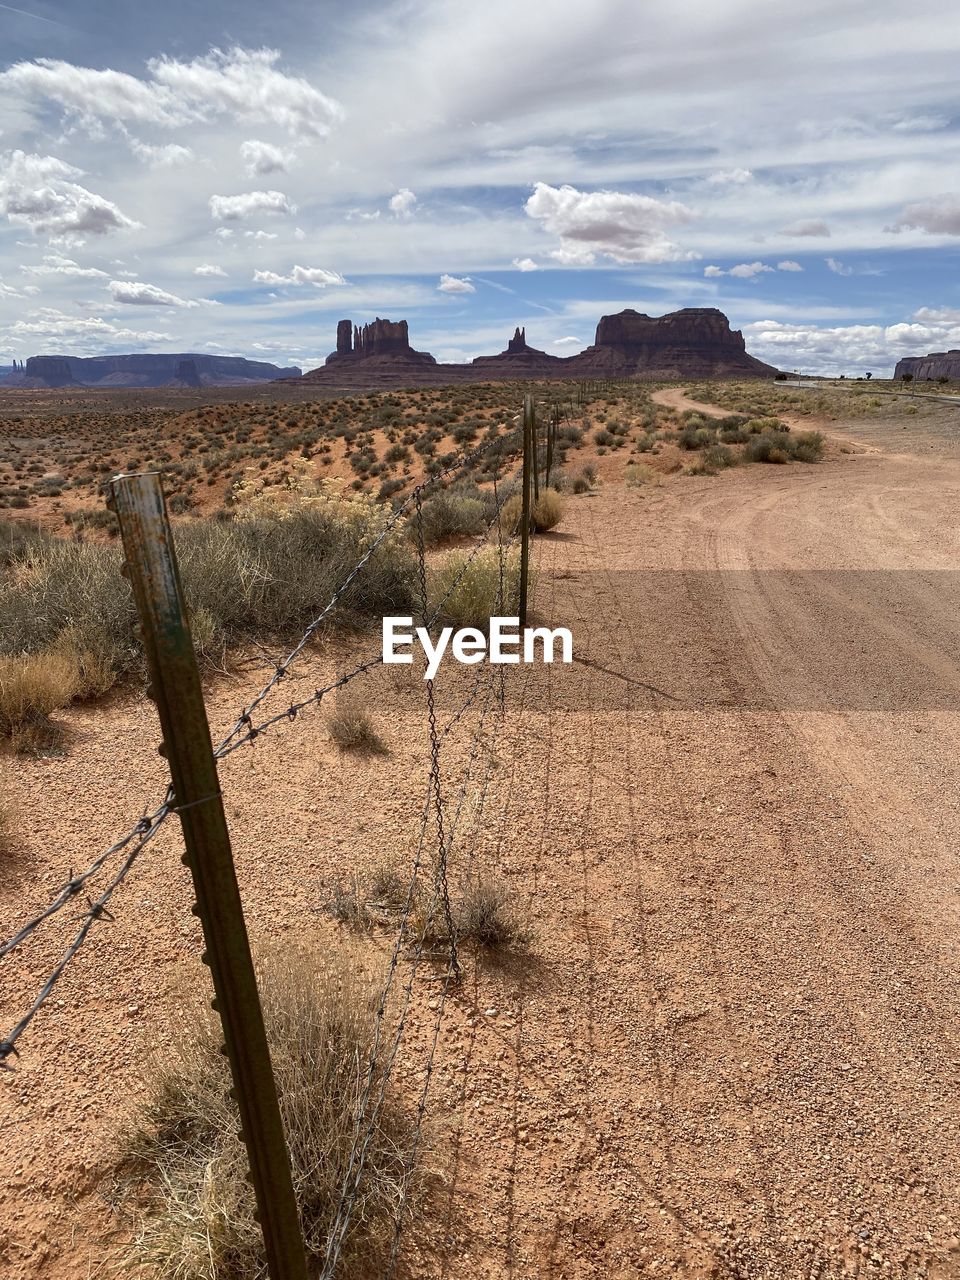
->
[[519, 396, 534, 629], [108, 471, 308, 1280]]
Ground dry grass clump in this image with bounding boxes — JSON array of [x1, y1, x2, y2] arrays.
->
[[499, 486, 564, 534], [458, 878, 531, 949], [0, 650, 84, 751], [325, 691, 388, 753], [625, 462, 661, 487], [530, 488, 564, 531], [428, 547, 521, 629], [411, 877, 530, 952], [113, 945, 412, 1279]]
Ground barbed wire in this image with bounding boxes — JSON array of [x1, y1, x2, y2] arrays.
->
[[0, 797, 173, 1066], [322, 660, 505, 1279], [214, 426, 522, 757], [0, 423, 523, 1069]]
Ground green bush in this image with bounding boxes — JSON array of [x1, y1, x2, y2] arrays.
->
[[428, 547, 520, 629]]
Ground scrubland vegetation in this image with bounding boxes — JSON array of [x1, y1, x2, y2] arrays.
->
[[0, 376, 836, 750], [114, 946, 410, 1278]]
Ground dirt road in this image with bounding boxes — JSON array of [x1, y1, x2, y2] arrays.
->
[[4, 396, 960, 1278]]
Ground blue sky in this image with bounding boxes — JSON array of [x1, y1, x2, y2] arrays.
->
[[1, 0, 959, 376]]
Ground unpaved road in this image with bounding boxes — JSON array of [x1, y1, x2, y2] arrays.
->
[[4, 396, 960, 1278]]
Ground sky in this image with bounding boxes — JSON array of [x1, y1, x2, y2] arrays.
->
[[0, 0, 959, 376]]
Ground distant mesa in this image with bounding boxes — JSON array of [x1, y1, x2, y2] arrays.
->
[[563, 308, 778, 379], [894, 350, 960, 381], [325, 317, 436, 366], [298, 307, 779, 387], [8, 353, 302, 389]]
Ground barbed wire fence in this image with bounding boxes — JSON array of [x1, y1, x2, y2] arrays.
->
[[0, 397, 552, 1277]]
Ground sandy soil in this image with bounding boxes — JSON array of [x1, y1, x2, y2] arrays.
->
[[4, 393, 960, 1278]]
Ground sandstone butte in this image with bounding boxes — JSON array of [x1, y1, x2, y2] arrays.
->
[[296, 307, 782, 388], [5, 353, 303, 389], [894, 350, 960, 381]]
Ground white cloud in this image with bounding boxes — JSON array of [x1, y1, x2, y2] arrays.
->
[[913, 306, 960, 323], [3, 306, 170, 348], [252, 265, 346, 287], [553, 335, 581, 345], [524, 182, 696, 264], [240, 139, 296, 177], [209, 190, 295, 221], [26, 253, 108, 278], [108, 279, 198, 307], [194, 263, 227, 277], [780, 219, 831, 237], [890, 194, 960, 234], [742, 312, 960, 376], [438, 273, 475, 293], [777, 260, 804, 271], [389, 188, 417, 218], [214, 227, 234, 240], [129, 140, 194, 168], [0, 150, 139, 238], [245, 230, 278, 241], [703, 261, 772, 279], [1, 47, 343, 140], [826, 257, 853, 275], [706, 168, 753, 185], [512, 257, 539, 271]]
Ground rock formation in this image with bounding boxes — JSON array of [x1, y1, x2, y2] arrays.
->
[[20, 353, 301, 388], [324, 317, 437, 365], [472, 326, 561, 372], [564, 308, 778, 378], [294, 307, 780, 388], [894, 350, 960, 381]]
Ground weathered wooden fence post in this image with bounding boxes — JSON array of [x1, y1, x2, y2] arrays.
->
[[519, 396, 534, 630], [108, 471, 308, 1280]]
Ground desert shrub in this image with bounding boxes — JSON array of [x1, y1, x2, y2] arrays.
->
[[0, 475, 416, 696], [687, 445, 736, 476], [594, 428, 615, 447], [500, 488, 563, 535], [415, 489, 487, 546], [458, 878, 531, 949], [531, 488, 564, 531], [744, 416, 789, 434], [572, 475, 592, 494], [114, 946, 411, 1278], [0, 650, 84, 750], [325, 691, 387, 753], [625, 463, 659, 486], [744, 430, 823, 465], [745, 433, 792, 463], [428, 547, 521, 629], [679, 425, 716, 451], [791, 431, 825, 462]]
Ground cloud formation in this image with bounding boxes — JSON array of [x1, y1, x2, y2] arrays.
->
[[437, 274, 475, 293], [1, 47, 343, 139], [108, 280, 198, 307], [0, 150, 139, 238], [209, 190, 296, 220], [241, 139, 296, 177], [389, 188, 417, 218], [780, 219, 830, 237], [890, 194, 960, 234], [251, 265, 346, 287], [524, 182, 696, 264]]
